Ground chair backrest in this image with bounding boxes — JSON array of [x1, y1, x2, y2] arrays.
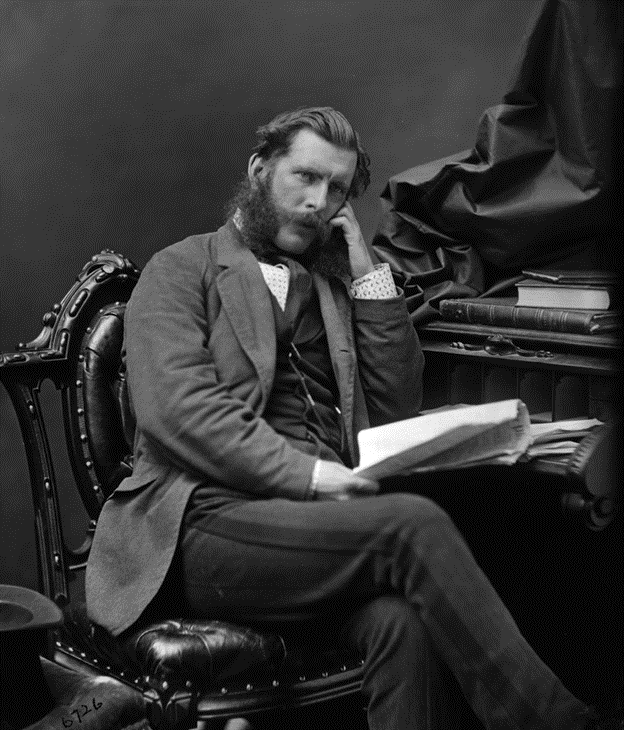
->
[[0, 250, 140, 607], [73, 301, 135, 504]]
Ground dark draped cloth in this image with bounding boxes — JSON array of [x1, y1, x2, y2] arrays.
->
[[372, 0, 623, 325]]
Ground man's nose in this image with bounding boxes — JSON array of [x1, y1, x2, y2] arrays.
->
[[304, 182, 328, 213]]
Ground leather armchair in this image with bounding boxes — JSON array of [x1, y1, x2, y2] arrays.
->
[[0, 251, 372, 730]]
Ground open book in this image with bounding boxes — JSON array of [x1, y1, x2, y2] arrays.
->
[[353, 399, 532, 480], [353, 400, 604, 480]]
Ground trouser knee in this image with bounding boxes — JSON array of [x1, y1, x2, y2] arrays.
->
[[384, 492, 458, 542], [372, 494, 464, 596], [342, 594, 430, 671]]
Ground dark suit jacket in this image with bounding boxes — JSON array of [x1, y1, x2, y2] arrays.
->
[[86, 220, 424, 636]]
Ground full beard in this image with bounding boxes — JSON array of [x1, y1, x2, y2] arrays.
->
[[225, 175, 351, 279]]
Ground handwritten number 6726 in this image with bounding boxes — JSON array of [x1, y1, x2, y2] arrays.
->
[[61, 697, 102, 727]]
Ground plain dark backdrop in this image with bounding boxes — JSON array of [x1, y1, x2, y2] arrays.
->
[[0, 1, 542, 589]]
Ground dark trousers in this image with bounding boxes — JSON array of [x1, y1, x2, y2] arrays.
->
[[180, 492, 590, 730]]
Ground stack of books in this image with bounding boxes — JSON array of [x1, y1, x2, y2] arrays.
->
[[439, 269, 621, 335]]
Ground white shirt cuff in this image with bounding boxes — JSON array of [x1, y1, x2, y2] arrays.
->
[[350, 263, 398, 299]]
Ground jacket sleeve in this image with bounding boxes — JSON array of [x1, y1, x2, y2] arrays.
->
[[352, 290, 425, 427], [124, 243, 316, 500]]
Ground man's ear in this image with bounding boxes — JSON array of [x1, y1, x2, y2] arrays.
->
[[248, 153, 265, 182]]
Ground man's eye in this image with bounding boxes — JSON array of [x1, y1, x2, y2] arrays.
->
[[329, 183, 346, 196], [297, 171, 316, 182]]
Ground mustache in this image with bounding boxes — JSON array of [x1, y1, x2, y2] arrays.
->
[[286, 212, 333, 244]]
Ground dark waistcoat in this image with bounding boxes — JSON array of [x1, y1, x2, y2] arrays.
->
[[262, 258, 346, 464]]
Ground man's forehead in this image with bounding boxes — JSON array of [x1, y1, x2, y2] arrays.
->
[[284, 128, 357, 178]]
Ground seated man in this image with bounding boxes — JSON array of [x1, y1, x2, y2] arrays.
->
[[86, 106, 617, 730]]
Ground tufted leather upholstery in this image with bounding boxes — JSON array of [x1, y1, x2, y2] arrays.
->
[[129, 620, 287, 691], [59, 602, 288, 695], [79, 303, 135, 498]]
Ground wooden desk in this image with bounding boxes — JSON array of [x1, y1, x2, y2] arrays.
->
[[413, 320, 622, 707], [418, 320, 621, 427]]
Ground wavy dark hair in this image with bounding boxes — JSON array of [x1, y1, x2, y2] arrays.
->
[[252, 106, 371, 198]]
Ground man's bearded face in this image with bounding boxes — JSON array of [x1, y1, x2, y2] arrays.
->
[[229, 172, 352, 281], [235, 169, 333, 256], [230, 129, 357, 271], [257, 129, 355, 256]]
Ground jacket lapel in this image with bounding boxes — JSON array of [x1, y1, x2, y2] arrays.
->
[[313, 272, 359, 461], [214, 223, 277, 406]]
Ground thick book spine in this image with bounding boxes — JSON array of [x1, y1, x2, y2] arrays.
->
[[438, 300, 614, 335]]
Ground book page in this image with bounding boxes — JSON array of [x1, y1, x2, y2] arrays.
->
[[408, 414, 531, 472], [529, 418, 602, 444], [354, 399, 530, 480], [525, 441, 581, 459]]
